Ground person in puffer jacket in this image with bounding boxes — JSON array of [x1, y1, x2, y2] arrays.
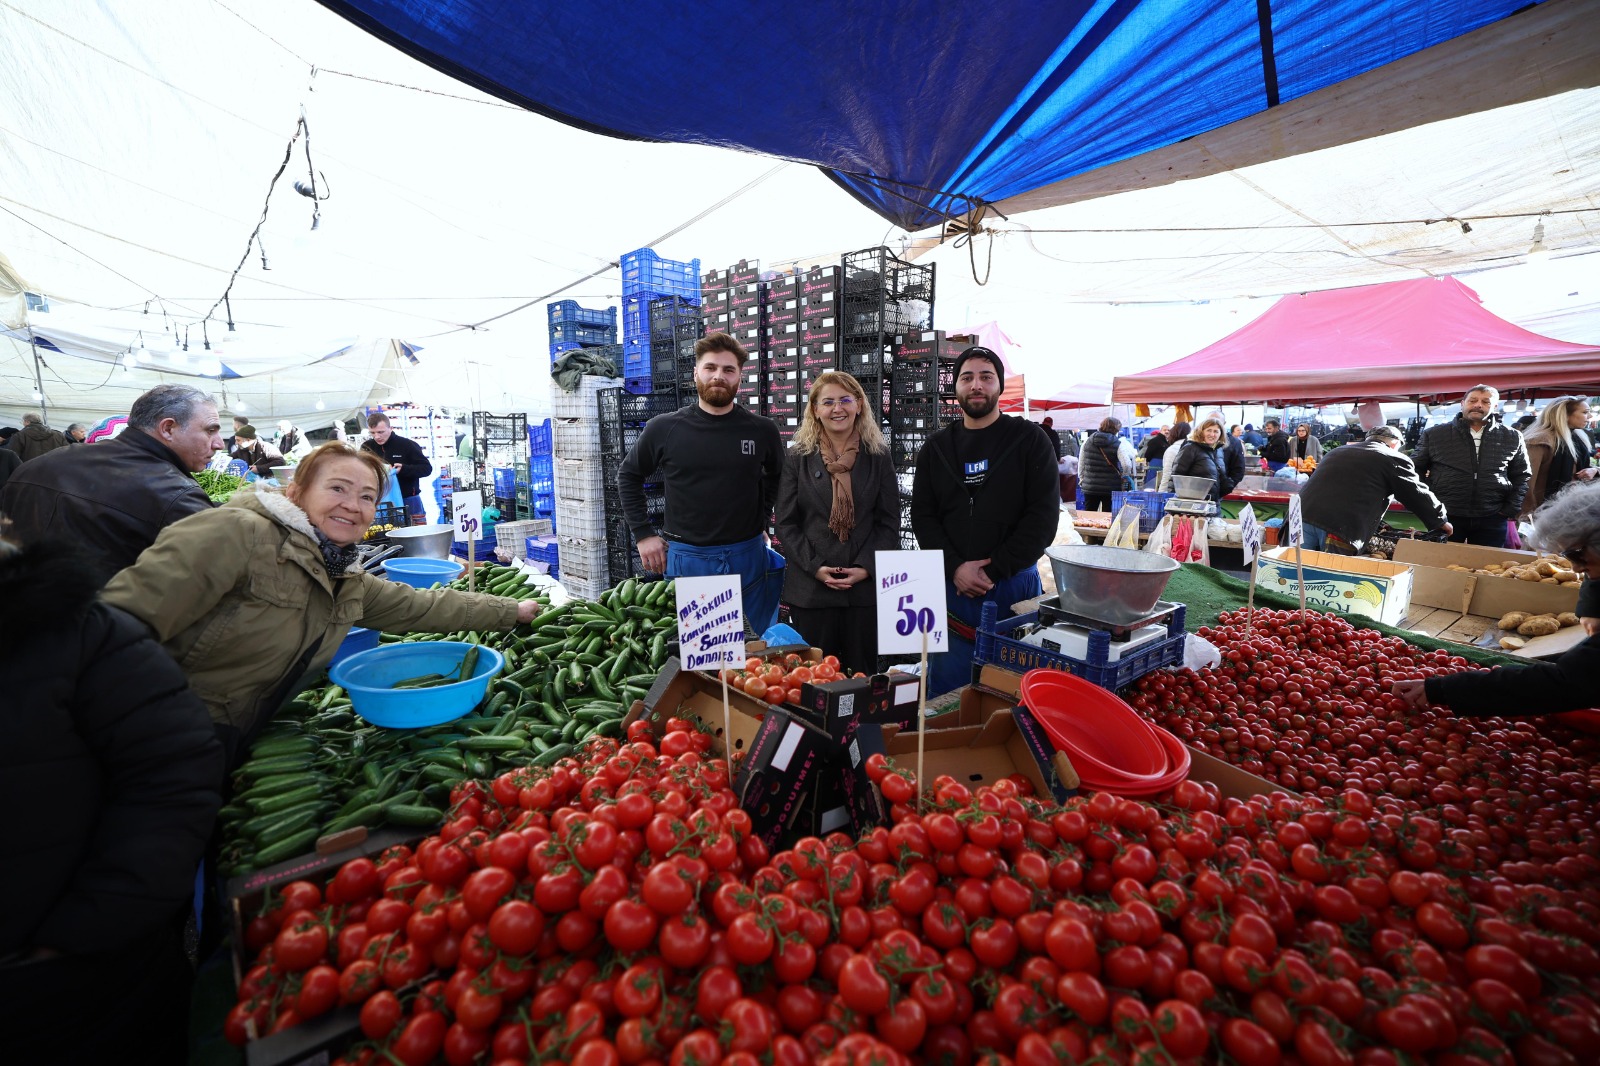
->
[[1167, 419, 1236, 500], [1414, 384, 1530, 548], [0, 536, 222, 1062], [1079, 416, 1134, 511]]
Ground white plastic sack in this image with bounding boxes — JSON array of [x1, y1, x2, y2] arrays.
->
[[1144, 516, 1173, 556], [1183, 634, 1222, 671]]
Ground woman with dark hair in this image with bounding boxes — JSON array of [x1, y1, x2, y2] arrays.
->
[[0, 534, 222, 1060], [102, 441, 541, 766], [774, 371, 899, 674], [1079, 416, 1133, 512], [1394, 480, 1600, 713], [1290, 423, 1324, 464], [1168, 419, 1236, 500]]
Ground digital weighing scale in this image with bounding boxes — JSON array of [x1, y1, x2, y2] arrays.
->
[[1018, 598, 1181, 662]]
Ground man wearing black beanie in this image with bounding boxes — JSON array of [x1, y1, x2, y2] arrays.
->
[[911, 346, 1058, 695]]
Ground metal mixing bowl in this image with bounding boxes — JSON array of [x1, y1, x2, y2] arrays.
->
[[386, 524, 455, 559], [1171, 475, 1217, 500], [1044, 544, 1180, 625]]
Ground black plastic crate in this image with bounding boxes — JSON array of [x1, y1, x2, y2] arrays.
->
[[892, 428, 932, 468], [840, 343, 894, 375], [602, 478, 665, 522], [851, 371, 892, 419], [891, 358, 955, 399], [472, 412, 527, 443], [599, 387, 680, 428], [895, 330, 965, 361]]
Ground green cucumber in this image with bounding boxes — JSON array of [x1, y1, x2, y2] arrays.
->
[[383, 802, 445, 827], [254, 828, 321, 866]]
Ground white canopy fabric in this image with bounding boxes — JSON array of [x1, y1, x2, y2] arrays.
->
[[0, 1, 1595, 428]]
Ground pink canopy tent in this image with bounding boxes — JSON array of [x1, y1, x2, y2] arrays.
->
[[1112, 277, 1600, 406], [1012, 380, 1114, 411]]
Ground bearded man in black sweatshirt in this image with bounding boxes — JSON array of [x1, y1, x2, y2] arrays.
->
[[911, 346, 1058, 695], [618, 333, 785, 632]]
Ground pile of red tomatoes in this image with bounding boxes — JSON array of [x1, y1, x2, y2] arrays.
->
[[1130, 608, 1600, 895], [226, 698, 1600, 1066]]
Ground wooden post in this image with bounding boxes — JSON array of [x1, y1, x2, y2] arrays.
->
[[720, 667, 735, 786], [917, 628, 929, 811], [1294, 543, 1306, 622]]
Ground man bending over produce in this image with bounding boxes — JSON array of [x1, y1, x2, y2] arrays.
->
[[0, 384, 221, 584], [1393, 480, 1600, 715]]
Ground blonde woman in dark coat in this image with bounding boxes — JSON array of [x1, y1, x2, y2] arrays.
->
[[773, 371, 899, 675]]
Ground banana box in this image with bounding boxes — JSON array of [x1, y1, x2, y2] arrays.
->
[[1255, 548, 1413, 626]]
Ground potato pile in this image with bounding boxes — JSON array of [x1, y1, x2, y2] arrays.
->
[[1495, 609, 1583, 649], [1445, 554, 1582, 584]]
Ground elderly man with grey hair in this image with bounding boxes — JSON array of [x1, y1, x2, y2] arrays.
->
[[1394, 480, 1600, 714], [0, 385, 223, 583], [1414, 383, 1531, 548]]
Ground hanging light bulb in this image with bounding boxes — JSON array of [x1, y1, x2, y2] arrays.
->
[[235, 399, 248, 414], [315, 399, 326, 411], [31, 389, 43, 402]]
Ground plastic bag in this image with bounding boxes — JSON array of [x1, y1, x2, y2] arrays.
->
[[1107, 505, 1143, 549], [1183, 634, 1222, 671], [1144, 516, 1173, 557]]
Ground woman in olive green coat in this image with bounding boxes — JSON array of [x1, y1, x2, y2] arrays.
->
[[104, 442, 537, 765]]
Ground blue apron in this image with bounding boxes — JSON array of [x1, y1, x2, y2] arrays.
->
[[665, 535, 784, 635]]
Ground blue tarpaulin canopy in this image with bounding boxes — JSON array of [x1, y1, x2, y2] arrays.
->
[[316, 0, 1557, 229]]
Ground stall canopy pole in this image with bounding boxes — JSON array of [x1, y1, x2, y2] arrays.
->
[[30, 334, 46, 425]]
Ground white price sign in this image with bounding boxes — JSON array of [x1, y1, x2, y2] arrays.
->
[[1286, 493, 1304, 548], [874, 550, 948, 655], [453, 490, 483, 543], [1238, 504, 1261, 564], [675, 576, 746, 672]]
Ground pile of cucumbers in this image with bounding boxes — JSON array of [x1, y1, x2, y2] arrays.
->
[[214, 569, 677, 876]]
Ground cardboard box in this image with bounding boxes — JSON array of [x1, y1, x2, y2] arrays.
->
[[1256, 547, 1414, 625], [1392, 540, 1580, 618], [835, 722, 892, 833], [735, 707, 835, 849]]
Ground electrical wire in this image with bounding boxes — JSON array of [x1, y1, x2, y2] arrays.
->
[[1008, 205, 1598, 235], [317, 68, 524, 110], [419, 161, 794, 337]]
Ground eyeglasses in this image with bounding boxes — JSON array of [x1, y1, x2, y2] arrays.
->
[[816, 397, 856, 410], [1561, 547, 1590, 565]]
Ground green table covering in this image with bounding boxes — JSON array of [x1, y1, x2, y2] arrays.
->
[[1218, 498, 1429, 532], [1165, 563, 1521, 667]]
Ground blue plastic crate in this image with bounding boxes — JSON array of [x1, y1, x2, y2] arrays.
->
[[492, 468, 517, 496], [525, 535, 559, 566], [548, 300, 617, 330], [1111, 490, 1175, 534], [621, 247, 701, 299], [551, 321, 619, 347], [529, 452, 553, 478], [550, 340, 583, 361], [529, 420, 552, 457], [973, 601, 1187, 691]]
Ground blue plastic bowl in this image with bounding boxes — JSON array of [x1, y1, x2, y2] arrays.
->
[[330, 626, 380, 667], [385, 557, 465, 588], [329, 641, 505, 728]]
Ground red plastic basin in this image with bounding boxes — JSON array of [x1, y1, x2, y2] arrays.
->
[[1019, 668, 1169, 780]]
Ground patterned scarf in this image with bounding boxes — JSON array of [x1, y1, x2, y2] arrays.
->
[[823, 433, 860, 541], [315, 530, 361, 576]]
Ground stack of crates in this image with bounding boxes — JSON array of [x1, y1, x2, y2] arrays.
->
[[548, 300, 618, 364], [551, 377, 620, 599], [621, 247, 701, 393], [889, 330, 963, 471], [763, 273, 802, 439], [647, 296, 702, 404], [525, 418, 555, 522], [798, 264, 841, 396], [599, 388, 675, 583], [471, 413, 529, 517]]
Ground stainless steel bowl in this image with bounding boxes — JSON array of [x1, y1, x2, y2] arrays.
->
[[1044, 544, 1180, 625], [270, 465, 295, 482], [1171, 475, 1216, 500], [385, 524, 455, 559]]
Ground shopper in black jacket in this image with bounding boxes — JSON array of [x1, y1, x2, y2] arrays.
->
[[1260, 418, 1292, 473], [1414, 385, 1531, 548], [0, 538, 223, 1061], [912, 347, 1058, 695], [0, 384, 221, 585], [362, 413, 434, 522], [1080, 416, 1133, 511], [1299, 426, 1450, 553], [1168, 419, 1236, 499], [1394, 480, 1599, 716]]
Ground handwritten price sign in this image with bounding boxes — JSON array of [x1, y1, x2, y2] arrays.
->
[[675, 576, 745, 672], [874, 550, 947, 655], [1238, 503, 1261, 564], [453, 490, 483, 542], [1286, 493, 1305, 548]]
